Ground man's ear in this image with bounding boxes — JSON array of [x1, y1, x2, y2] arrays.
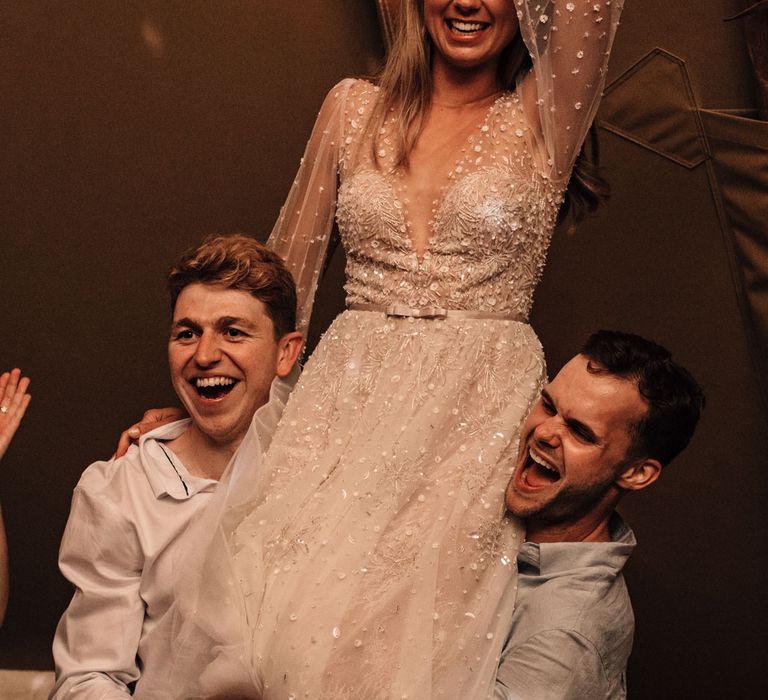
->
[[275, 331, 304, 378], [615, 458, 662, 492]]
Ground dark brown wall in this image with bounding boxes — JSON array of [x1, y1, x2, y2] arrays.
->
[[0, 0, 382, 667], [532, 1, 768, 697], [1, 1, 765, 698]]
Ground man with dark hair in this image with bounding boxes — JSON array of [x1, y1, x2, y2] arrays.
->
[[495, 330, 705, 700], [52, 234, 303, 699]]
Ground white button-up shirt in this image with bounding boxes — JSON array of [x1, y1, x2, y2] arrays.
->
[[51, 372, 293, 699]]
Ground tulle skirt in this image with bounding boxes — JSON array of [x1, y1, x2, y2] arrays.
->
[[136, 310, 544, 699]]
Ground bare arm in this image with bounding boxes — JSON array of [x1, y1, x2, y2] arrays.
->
[[0, 505, 7, 627], [0, 368, 31, 625]]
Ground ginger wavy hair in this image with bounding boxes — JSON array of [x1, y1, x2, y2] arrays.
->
[[167, 234, 297, 338]]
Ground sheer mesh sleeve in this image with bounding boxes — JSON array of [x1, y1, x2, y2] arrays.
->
[[515, 0, 624, 181], [267, 79, 354, 335]]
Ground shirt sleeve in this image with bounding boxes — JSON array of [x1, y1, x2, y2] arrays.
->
[[267, 78, 354, 336], [51, 481, 144, 699], [515, 0, 624, 181], [494, 628, 611, 700]]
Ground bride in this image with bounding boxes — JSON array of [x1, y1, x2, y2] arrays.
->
[[137, 2, 623, 697]]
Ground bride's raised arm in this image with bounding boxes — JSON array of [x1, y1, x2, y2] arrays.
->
[[516, 0, 624, 181], [267, 78, 355, 334]]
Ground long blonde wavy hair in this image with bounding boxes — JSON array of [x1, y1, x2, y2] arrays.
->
[[367, 0, 607, 223]]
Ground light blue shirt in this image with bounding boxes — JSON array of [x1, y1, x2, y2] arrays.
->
[[495, 514, 636, 700]]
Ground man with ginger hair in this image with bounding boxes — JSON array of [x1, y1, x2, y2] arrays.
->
[[52, 235, 303, 698]]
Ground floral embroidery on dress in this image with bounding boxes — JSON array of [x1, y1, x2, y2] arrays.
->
[[137, 4, 625, 699]]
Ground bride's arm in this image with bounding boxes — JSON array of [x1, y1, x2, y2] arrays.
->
[[515, 0, 624, 181], [267, 79, 355, 335], [112, 83, 355, 458]]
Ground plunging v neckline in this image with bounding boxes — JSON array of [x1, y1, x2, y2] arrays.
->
[[390, 92, 509, 266]]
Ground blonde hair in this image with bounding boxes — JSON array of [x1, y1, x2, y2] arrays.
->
[[368, 0, 606, 220], [368, 0, 529, 168], [368, 0, 431, 168]]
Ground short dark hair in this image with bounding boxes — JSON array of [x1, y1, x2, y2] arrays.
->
[[167, 234, 297, 338], [581, 330, 705, 466]]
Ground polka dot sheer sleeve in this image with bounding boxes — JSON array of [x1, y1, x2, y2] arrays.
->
[[267, 79, 355, 335], [515, 0, 624, 182]]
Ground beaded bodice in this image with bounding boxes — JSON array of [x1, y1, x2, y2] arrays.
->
[[336, 85, 563, 319], [132, 4, 625, 699], [268, 1, 624, 336]]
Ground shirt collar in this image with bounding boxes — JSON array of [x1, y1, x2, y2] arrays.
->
[[138, 366, 299, 499], [138, 420, 219, 500], [518, 512, 636, 576]]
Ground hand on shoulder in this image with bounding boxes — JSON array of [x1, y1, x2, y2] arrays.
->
[[113, 407, 186, 459]]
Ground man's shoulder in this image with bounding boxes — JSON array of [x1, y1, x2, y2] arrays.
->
[[64, 448, 154, 534], [510, 529, 636, 674], [520, 559, 634, 640], [75, 420, 192, 499], [498, 551, 632, 700], [76, 445, 147, 495]]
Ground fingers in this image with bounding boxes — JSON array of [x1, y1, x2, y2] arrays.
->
[[0, 368, 31, 419], [1, 371, 31, 425], [140, 407, 186, 428], [113, 407, 184, 459], [0, 368, 31, 462], [15, 393, 32, 423], [143, 407, 183, 424], [113, 407, 185, 459], [1, 369, 28, 405], [113, 425, 141, 459], [135, 412, 179, 436]]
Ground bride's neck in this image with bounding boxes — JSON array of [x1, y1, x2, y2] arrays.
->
[[430, 59, 502, 109]]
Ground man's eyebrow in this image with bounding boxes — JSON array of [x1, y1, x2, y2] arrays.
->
[[171, 317, 201, 332], [214, 316, 258, 330], [565, 416, 600, 444], [541, 387, 601, 443]]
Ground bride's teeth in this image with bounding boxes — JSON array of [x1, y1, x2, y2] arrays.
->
[[196, 377, 235, 388], [451, 19, 485, 32]]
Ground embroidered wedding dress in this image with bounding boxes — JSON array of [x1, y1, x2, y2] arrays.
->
[[135, 3, 623, 698]]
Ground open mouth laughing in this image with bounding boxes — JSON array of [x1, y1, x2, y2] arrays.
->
[[192, 376, 238, 401], [519, 449, 562, 489]]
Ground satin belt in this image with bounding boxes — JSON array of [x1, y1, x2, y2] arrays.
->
[[348, 302, 524, 322]]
